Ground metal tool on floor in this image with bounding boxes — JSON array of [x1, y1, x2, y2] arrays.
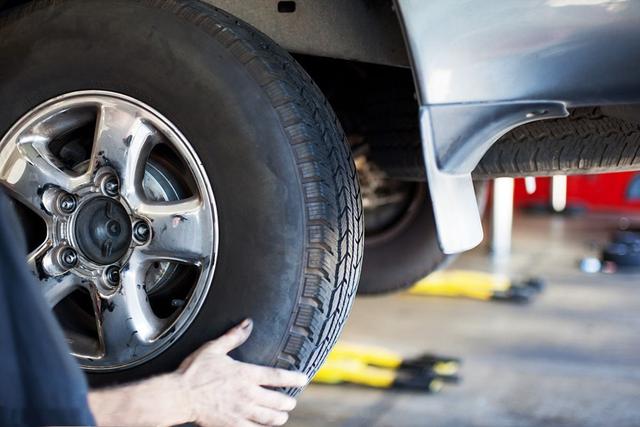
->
[[312, 342, 460, 392], [408, 270, 544, 303]]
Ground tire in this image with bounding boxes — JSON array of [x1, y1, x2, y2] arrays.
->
[[359, 182, 443, 295], [0, 0, 363, 390], [365, 108, 640, 181], [475, 107, 640, 178], [358, 179, 487, 296]]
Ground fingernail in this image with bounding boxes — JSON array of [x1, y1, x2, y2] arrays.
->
[[240, 318, 253, 329]]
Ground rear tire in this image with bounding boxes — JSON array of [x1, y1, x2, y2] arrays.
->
[[0, 0, 363, 390], [358, 176, 487, 296], [359, 182, 445, 295], [475, 107, 640, 178]]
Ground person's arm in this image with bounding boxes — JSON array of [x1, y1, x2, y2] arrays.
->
[[89, 319, 308, 427]]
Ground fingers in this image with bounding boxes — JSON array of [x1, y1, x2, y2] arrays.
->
[[207, 318, 254, 355], [246, 405, 289, 426], [180, 319, 254, 371], [250, 386, 297, 411], [243, 364, 308, 388]]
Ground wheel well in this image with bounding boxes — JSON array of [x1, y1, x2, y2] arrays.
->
[[295, 55, 418, 138], [204, 0, 409, 67], [2, 0, 409, 67], [295, 54, 423, 180]]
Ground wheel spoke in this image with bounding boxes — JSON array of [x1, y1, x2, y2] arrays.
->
[[90, 104, 156, 205], [27, 243, 80, 306], [137, 197, 212, 265], [2, 91, 218, 370], [0, 138, 86, 213], [93, 266, 162, 362]]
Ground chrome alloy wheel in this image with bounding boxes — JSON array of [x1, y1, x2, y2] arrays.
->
[[0, 91, 218, 370]]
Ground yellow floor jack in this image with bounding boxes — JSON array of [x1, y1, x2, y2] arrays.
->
[[408, 270, 544, 303], [312, 343, 460, 392]]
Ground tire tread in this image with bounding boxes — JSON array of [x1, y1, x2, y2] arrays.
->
[[476, 107, 640, 178], [147, 0, 364, 393]]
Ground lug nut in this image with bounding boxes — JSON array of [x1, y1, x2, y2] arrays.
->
[[133, 220, 151, 243], [58, 193, 77, 214], [171, 299, 186, 308], [59, 247, 78, 269], [104, 266, 121, 287], [103, 176, 120, 197]]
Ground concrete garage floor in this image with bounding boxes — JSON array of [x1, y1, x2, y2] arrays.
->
[[289, 212, 640, 427]]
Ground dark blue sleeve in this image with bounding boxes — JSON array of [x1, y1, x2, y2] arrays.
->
[[0, 192, 95, 426]]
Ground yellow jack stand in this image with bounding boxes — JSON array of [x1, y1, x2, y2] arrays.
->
[[408, 270, 543, 303]]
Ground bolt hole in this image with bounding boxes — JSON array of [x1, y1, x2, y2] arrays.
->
[[526, 109, 548, 118], [278, 1, 296, 13]]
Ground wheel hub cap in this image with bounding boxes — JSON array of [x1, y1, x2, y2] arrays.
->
[[74, 197, 132, 265], [0, 91, 219, 371]]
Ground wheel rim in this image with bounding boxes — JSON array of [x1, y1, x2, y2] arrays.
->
[[0, 91, 218, 371]]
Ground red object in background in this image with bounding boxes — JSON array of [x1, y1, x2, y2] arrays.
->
[[513, 171, 640, 213]]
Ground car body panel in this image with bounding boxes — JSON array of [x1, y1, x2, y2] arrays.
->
[[205, 0, 409, 67], [395, 0, 640, 254]]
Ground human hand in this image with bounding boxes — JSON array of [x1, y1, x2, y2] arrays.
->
[[176, 319, 308, 427]]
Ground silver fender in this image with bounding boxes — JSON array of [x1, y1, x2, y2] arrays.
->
[[395, 0, 640, 253]]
